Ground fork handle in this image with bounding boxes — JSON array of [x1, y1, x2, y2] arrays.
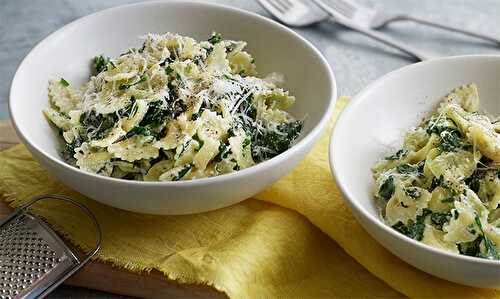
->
[[342, 21, 432, 61], [387, 15, 500, 45]]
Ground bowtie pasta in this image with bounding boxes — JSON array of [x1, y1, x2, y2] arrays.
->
[[44, 33, 303, 181], [372, 84, 500, 260]]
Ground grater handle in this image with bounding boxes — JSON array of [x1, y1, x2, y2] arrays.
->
[[18, 195, 102, 261], [17, 195, 102, 298]]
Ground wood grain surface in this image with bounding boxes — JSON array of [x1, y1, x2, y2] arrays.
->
[[0, 121, 225, 298]]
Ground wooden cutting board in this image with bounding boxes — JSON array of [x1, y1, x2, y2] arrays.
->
[[0, 121, 225, 299]]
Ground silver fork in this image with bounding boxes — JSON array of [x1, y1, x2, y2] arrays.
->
[[257, 0, 431, 61], [321, 0, 500, 45]]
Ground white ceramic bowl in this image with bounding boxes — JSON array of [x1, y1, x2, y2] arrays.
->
[[331, 55, 500, 288], [10, 1, 336, 215]]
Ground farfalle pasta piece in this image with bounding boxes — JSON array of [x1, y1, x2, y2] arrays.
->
[[108, 135, 159, 162]]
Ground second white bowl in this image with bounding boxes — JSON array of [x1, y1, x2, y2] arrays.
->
[[330, 55, 500, 288]]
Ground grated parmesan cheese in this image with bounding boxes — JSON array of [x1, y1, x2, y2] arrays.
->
[[44, 32, 303, 181]]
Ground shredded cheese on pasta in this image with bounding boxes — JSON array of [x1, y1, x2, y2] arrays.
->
[[44, 33, 303, 181]]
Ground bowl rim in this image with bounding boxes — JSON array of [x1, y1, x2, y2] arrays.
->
[[330, 54, 500, 266], [9, 0, 337, 187]]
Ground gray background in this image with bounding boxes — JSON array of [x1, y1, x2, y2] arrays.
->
[[1, 0, 500, 297]]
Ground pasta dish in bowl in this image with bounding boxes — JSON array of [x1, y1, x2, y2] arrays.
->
[[44, 33, 303, 181], [9, 1, 335, 214], [330, 56, 499, 288], [372, 84, 499, 261]]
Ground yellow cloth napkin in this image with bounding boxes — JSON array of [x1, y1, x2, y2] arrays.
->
[[0, 97, 498, 298]]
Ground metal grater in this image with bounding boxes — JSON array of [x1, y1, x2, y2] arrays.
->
[[0, 195, 101, 299]]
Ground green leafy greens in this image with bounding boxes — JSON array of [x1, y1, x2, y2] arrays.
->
[[93, 55, 111, 74], [379, 175, 395, 200], [392, 209, 432, 241]]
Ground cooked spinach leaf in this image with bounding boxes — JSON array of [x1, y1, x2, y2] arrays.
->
[[80, 110, 118, 140], [392, 209, 431, 241], [93, 55, 110, 74], [459, 237, 482, 257], [439, 129, 467, 152], [440, 197, 455, 204], [466, 170, 483, 193], [125, 126, 155, 138], [385, 149, 408, 161], [165, 65, 174, 75], [379, 175, 395, 200], [192, 134, 204, 150], [172, 164, 193, 181], [475, 216, 499, 260], [139, 99, 184, 128], [396, 163, 419, 175], [430, 212, 451, 230], [425, 117, 469, 152], [208, 32, 222, 45], [430, 175, 444, 191], [61, 137, 82, 165], [214, 143, 230, 162], [426, 117, 456, 135], [250, 120, 303, 163], [191, 107, 205, 121], [457, 216, 499, 260], [59, 78, 70, 87], [405, 187, 421, 199]]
